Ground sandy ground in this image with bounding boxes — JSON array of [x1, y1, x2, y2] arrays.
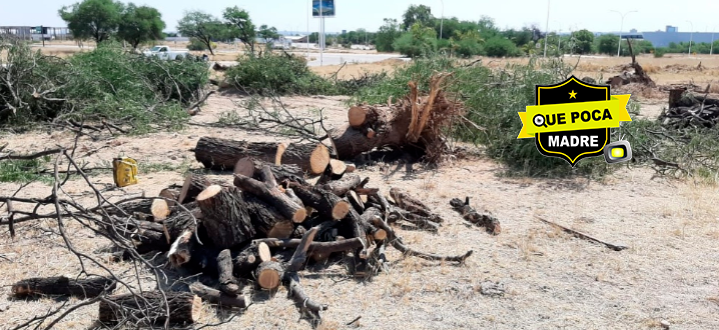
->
[[2, 82, 719, 330]]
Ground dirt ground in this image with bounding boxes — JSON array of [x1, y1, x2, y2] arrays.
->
[[2, 60, 719, 329]]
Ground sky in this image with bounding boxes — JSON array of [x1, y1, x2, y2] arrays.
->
[[3, 0, 719, 34]]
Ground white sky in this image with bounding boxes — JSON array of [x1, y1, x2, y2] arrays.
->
[[2, 0, 719, 34]]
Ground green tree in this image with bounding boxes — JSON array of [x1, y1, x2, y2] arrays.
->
[[393, 22, 436, 58], [117, 3, 165, 49], [223, 6, 256, 54], [59, 0, 123, 43], [401, 5, 433, 31], [484, 36, 519, 57], [451, 29, 483, 58], [376, 18, 401, 52], [258, 25, 280, 40], [596, 34, 618, 55], [177, 10, 225, 55], [569, 29, 594, 54]]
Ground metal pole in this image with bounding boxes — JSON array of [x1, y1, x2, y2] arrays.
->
[[319, 0, 323, 66], [439, 0, 444, 39], [543, 0, 550, 58], [686, 20, 693, 56], [307, 0, 310, 58], [711, 27, 716, 56], [611, 10, 637, 57]]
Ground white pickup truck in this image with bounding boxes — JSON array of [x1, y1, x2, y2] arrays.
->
[[142, 46, 190, 60]]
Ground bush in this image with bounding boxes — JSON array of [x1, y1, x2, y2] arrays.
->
[[352, 55, 614, 178], [225, 52, 338, 95], [187, 38, 216, 51], [0, 37, 208, 132], [455, 39, 483, 58], [483, 37, 520, 57], [654, 47, 667, 57]]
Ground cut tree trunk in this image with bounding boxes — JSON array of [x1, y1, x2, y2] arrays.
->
[[243, 194, 295, 239], [669, 88, 687, 109], [98, 291, 202, 325], [194, 137, 330, 175], [348, 105, 379, 128], [217, 249, 241, 295], [178, 174, 228, 204], [290, 184, 350, 220], [255, 261, 284, 290], [151, 199, 170, 221], [189, 282, 249, 308], [234, 157, 307, 185], [168, 230, 195, 267], [159, 187, 180, 207], [196, 185, 255, 249], [317, 174, 362, 197], [233, 172, 307, 223], [12, 276, 116, 298]]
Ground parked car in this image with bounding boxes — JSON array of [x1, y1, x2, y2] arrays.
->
[[142, 46, 189, 60]]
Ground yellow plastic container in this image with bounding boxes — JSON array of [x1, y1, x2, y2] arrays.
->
[[112, 157, 138, 187]]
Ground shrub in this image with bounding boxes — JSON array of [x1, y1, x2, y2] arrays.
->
[[0, 37, 208, 132], [187, 38, 216, 51], [653, 47, 667, 57], [483, 36, 520, 57], [225, 52, 338, 95], [455, 39, 483, 58]]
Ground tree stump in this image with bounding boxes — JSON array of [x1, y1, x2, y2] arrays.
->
[[196, 185, 255, 249]]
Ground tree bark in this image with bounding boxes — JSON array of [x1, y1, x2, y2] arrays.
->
[[289, 184, 350, 220], [196, 185, 255, 249], [317, 174, 362, 197], [178, 174, 227, 204], [217, 249, 241, 295], [255, 261, 284, 290], [189, 282, 249, 308], [194, 137, 330, 174], [450, 197, 501, 235], [159, 187, 180, 207], [234, 157, 307, 185], [348, 105, 379, 128], [243, 193, 295, 239], [233, 172, 307, 223], [98, 291, 202, 325], [12, 276, 116, 298], [254, 237, 364, 255]]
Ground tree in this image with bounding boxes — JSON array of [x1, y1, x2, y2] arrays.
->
[[117, 3, 165, 49], [393, 22, 437, 58], [484, 36, 520, 57], [223, 6, 256, 54], [401, 5, 433, 31], [376, 18, 401, 52], [258, 25, 280, 40], [59, 0, 123, 43], [177, 10, 225, 55], [570, 29, 594, 54], [596, 34, 618, 55]]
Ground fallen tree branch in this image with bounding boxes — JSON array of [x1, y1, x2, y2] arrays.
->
[[535, 216, 628, 251]]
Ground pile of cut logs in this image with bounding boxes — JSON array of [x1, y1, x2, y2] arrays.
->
[[661, 87, 719, 128], [8, 72, 498, 327], [10, 152, 499, 326]]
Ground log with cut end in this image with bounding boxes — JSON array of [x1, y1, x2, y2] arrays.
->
[[194, 137, 330, 174], [390, 187, 443, 223], [159, 187, 180, 207], [102, 199, 153, 218], [234, 157, 307, 185], [151, 199, 170, 221], [178, 174, 228, 204], [168, 230, 195, 267], [98, 291, 202, 325], [196, 185, 255, 249], [348, 105, 379, 128], [285, 272, 328, 314], [329, 159, 347, 177], [233, 172, 307, 223], [12, 276, 116, 298], [290, 184, 350, 220], [244, 193, 295, 239], [255, 261, 284, 290], [189, 282, 249, 308], [362, 207, 387, 241], [317, 174, 362, 197]]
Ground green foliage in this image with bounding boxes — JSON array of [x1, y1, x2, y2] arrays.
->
[[596, 34, 618, 54], [451, 30, 483, 58], [570, 29, 594, 54], [484, 36, 520, 57], [223, 6, 256, 54], [375, 19, 401, 52], [654, 47, 667, 57], [352, 56, 613, 178], [0, 38, 208, 132], [225, 52, 334, 95], [258, 25, 280, 41], [0, 157, 52, 184], [117, 3, 165, 49], [393, 23, 437, 58], [177, 10, 226, 55], [402, 4, 434, 30], [187, 38, 213, 51], [59, 0, 124, 43]]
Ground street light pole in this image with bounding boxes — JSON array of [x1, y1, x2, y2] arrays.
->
[[611, 10, 637, 57], [439, 0, 444, 40], [688, 21, 694, 55], [543, 0, 550, 58], [711, 25, 717, 56]]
